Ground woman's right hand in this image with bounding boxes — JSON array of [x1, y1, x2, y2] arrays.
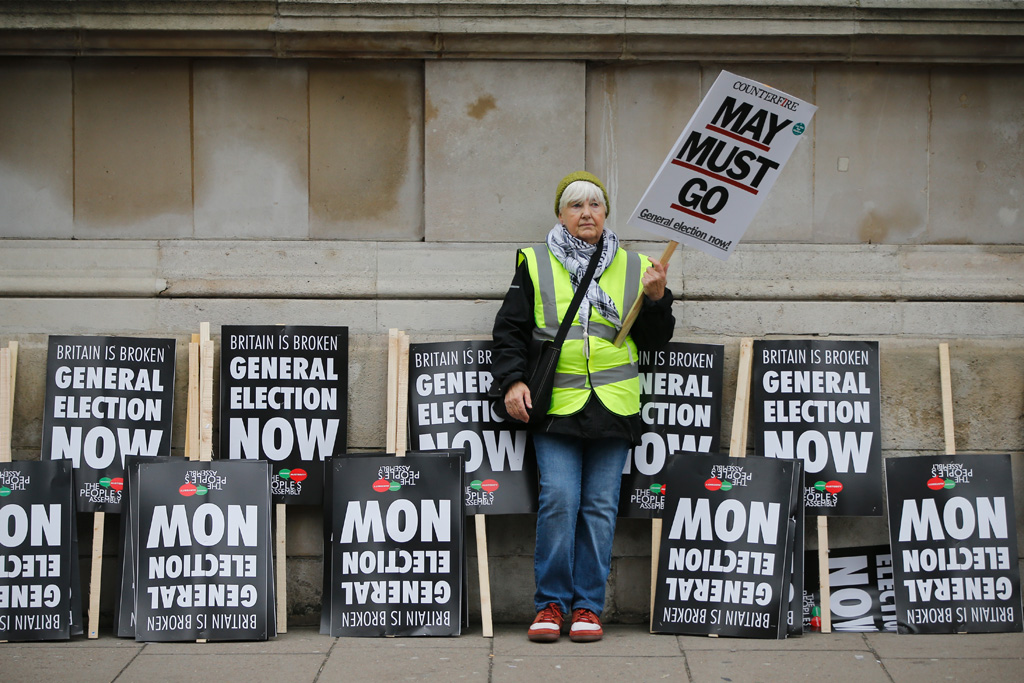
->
[[503, 381, 532, 423]]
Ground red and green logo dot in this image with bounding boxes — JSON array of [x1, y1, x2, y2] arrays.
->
[[372, 479, 400, 493], [278, 468, 308, 483], [470, 479, 499, 493], [649, 483, 666, 495], [927, 477, 954, 491], [0, 486, 10, 497], [814, 480, 843, 494], [179, 482, 207, 496], [704, 478, 733, 492]]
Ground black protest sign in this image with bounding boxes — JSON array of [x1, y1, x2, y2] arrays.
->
[[653, 454, 799, 638], [134, 460, 273, 641], [886, 454, 1022, 634], [407, 341, 536, 515], [785, 464, 805, 637], [752, 340, 882, 517], [41, 335, 176, 512], [619, 342, 724, 518], [114, 455, 174, 638], [326, 453, 463, 637], [0, 460, 77, 641], [803, 544, 896, 633], [219, 325, 348, 504]]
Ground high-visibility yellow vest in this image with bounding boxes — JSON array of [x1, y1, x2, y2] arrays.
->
[[519, 245, 649, 417]]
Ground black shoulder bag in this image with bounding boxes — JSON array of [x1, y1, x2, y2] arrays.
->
[[524, 236, 603, 420]]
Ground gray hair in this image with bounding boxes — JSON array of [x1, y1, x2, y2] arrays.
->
[[558, 180, 607, 215]]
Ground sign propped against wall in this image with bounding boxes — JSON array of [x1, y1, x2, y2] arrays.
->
[[653, 454, 801, 639], [619, 342, 724, 518], [407, 341, 536, 515], [323, 453, 463, 637], [886, 453, 1022, 634], [219, 325, 348, 504], [42, 336, 177, 512], [803, 544, 897, 633], [751, 340, 882, 517], [132, 460, 276, 641], [0, 460, 81, 641], [627, 71, 816, 260]]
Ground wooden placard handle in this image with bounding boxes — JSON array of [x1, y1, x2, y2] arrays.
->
[[613, 241, 678, 347]]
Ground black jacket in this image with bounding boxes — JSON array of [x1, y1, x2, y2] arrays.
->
[[490, 254, 676, 443]]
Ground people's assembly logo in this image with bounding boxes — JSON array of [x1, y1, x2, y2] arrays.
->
[[179, 470, 228, 497], [466, 479, 499, 506], [0, 469, 31, 497], [705, 465, 752, 492], [631, 483, 665, 511], [813, 480, 843, 495], [82, 476, 122, 503], [377, 464, 419, 487], [274, 467, 307, 496], [929, 463, 972, 489]]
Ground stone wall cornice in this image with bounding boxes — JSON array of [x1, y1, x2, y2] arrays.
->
[[0, 1, 1022, 62]]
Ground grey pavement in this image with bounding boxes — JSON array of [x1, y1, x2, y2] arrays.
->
[[3, 624, 1024, 682]]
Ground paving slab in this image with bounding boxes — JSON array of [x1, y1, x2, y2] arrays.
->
[[0, 643, 141, 683], [492, 654, 689, 682], [884, 657, 1024, 683], [118, 652, 325, 683], [140, 628, 334, 654], [685, 649, 891, 683], [318, 645, 488, 682], [678, 630, 873, 651], [493, 623, 682, 658], [863, 630, 1024, 659]]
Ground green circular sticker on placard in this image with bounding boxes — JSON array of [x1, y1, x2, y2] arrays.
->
[[793, 123, 806, 135]]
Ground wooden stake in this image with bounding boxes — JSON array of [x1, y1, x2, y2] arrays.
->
[[0, 347, 11, 463], [199, 324, 213, 462], [386, 329, 400, 453], [613, 242, 678, 347], [276, 503, 288, 633], [939, 343, 956, 455], [395, 332, 410, 458], [87, 511, 105, 638], [649, 518, 662, 632], [728, 339, 754, 458], [186, 336, 200, 461], [474, 515, 494, 637], [817, 517, 832, 634]]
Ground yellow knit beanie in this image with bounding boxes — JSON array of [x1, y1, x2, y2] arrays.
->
[[554, 171, 610, 217]]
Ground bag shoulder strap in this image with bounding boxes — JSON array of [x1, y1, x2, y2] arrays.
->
[[551, 236, 603, 348]]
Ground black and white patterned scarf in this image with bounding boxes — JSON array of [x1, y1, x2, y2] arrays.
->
[[546, 223, 621, 336]]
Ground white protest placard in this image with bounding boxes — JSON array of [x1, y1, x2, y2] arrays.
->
[[627, 71, 816, 260]]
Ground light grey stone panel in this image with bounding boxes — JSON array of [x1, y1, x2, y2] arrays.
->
[[0, 241, 165, 296], [814, 64, 930, 244], [424, 60, 585, 242], [73, 58, 193, 238], [0, 58, 73, 238], [929, 65, 1024, 244], [309, 61, 423, 240], [586, 62, 702, 239], [158, 240, 378, 298], [193, 60, 309, 239]]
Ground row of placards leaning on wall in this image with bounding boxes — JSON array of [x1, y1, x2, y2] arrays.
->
[[1, 328, 1020, 640]]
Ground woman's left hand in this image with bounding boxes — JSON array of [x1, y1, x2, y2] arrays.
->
[[641, 258, 667, 302]]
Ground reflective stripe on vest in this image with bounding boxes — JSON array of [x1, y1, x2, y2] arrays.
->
[[518, 245, 648, 416]]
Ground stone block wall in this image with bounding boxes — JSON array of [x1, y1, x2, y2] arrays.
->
[[0, 1, 1022, 625]]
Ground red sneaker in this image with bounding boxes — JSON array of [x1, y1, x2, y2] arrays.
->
[[569, 608, 603, 642], [528, 603, 564, 642]]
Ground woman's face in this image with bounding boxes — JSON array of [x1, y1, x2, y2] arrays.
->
[[558, 195, 606, 245]]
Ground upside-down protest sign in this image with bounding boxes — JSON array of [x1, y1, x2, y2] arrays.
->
[[627, 71, 816, 260]]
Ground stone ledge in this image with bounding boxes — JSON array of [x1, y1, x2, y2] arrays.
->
[[0, 1, 1021, 62], [1, 240, 1020, 302]]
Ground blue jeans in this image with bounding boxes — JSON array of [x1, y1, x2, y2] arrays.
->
[[533, 432, 629, 616]]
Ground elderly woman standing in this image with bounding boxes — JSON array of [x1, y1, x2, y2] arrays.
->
[[491, 171, 675, 643]]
